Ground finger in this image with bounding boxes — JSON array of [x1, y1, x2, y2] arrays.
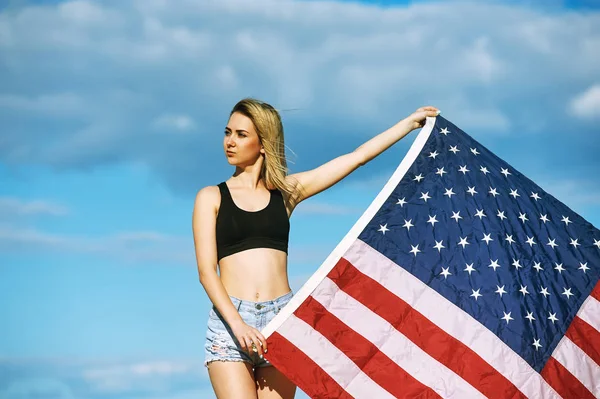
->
[[251, 333, 264, 356], [416, 106, 434, 112], [239, 336, 249, 353], [257, 333, 268, 353]]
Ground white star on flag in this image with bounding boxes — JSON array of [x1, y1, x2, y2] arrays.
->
[[489, 259, 501, 271], [501, 312, 514, 324], [464, 263, 476, 275], [440, 267, 452, 278], [378, 224, 389, 234], [561, 288, 574, 300], [427, 215, 439, 226], [433, 240, 445, 252], [444, 188, 456, 198], [409, 244, 421, 256], [470, 289, 482, 300], [482, 233, 493, 244], [495, 285, 507, 297]]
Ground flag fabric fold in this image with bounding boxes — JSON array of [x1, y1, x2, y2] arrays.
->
[[263, 116, 600, 399]]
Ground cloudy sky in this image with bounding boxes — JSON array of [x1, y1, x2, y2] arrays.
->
[[1, 0, 599, 398]]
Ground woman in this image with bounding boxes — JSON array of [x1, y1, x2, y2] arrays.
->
[[192, 98, 439, 399]]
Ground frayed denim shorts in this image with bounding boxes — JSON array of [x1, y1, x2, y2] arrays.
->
[[204, 290, 293, 369]]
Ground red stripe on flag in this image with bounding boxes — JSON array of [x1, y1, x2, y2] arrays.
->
[[590, 280, 600, 302], [541, 357, 595, 399], [265, 332, 353, 399], [565, 316, 600, 367], [294, 296, 442, 399], [327, 257, 525, 399]]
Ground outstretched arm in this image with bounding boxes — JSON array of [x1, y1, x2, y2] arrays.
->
[[287, 106, 439, 206]]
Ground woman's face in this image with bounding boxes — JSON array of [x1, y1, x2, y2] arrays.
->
[[223, 112, 264, 166]]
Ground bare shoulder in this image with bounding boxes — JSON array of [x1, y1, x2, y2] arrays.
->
[[194, 185, 221, 213]]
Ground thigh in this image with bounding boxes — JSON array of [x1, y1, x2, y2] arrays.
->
[[255, 366, 297, 399], [208, 361, 258, 399]]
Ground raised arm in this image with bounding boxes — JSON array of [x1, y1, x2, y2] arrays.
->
[[287, 106, 439, 206]]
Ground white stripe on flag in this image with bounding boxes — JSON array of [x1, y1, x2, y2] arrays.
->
[[345, 239, 561, 399], [552, 336, 600, 397], [312, 277, 486, 399], [577, 295, 600, 333], [277, 314, 397, 399]]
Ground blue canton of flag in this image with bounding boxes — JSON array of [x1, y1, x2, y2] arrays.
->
[[359, 115, 600, 385]]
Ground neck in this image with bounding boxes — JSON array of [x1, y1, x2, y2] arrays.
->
[[232, 157, 265, 189]]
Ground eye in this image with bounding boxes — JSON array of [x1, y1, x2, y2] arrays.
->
[[224, 130, 231, 136]]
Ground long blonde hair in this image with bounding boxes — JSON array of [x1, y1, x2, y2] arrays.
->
[[230, 98, 300, 204]]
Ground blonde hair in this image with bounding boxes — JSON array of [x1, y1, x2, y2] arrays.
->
[[230, 98, 300, 204]]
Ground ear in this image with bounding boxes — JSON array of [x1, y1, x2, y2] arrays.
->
[[260, 146, 265, 154]]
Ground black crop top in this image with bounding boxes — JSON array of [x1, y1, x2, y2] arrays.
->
[[215, 182, 290, 261]]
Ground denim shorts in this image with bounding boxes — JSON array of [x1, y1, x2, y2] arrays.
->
[[204, 290, 293, 369]]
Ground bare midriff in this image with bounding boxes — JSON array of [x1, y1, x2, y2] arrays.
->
[[218, 247, 291, 302]]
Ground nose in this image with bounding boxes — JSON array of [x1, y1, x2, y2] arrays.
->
[[225, 135, 235, 147]]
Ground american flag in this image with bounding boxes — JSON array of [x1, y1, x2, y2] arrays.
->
[[263, 116, 600, 399]]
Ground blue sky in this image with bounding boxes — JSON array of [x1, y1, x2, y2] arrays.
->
[[1, 0, 599, 398]]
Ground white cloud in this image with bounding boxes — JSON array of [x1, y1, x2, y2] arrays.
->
[[0, 0, 598, 189], [462, 36, 505, 84], [534, 177, 600, 207], [0, 93, 85, 117], [569, 84, 600, 119], [153, 113, 196, 131], [294, 200, 360, 215], [0, 357, 209, 398], [215, 65, 239, 90], [58, 0, 109, 25], [0, 227, 193, 264], [1, 377, 75, 399], [83, 360, 200, 394], [0, 197, 69, 216]]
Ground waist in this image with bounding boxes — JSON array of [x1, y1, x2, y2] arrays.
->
[[219, 248, 290, 301], [228, 290, 294, 313]]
